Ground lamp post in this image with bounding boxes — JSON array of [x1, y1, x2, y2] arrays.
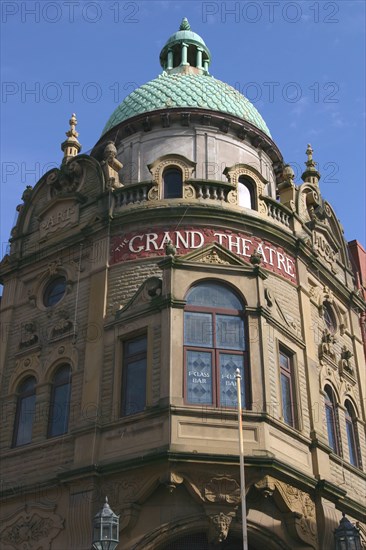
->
[[92, 497, 120, 550], [334, 513, 362, 550], [235, 368, 248, 550]]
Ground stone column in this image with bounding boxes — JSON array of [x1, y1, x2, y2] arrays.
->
[[196, 47, 203, 69], [167, 49, 173, 70], [181, 43, 189, 66]]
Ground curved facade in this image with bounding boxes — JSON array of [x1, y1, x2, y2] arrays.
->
[[0, 20, 365, 550]]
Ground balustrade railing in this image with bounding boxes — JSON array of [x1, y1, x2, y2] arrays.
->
[[263, 197, 291, 228], [114, 182, 152, 207], [113, 182, 293, 231]]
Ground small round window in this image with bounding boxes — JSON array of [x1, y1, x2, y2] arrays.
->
[[43, 276, 67, 307], [323, 303, 336, 333]]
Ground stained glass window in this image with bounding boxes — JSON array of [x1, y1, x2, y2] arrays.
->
[[184, 282, 248, 408]]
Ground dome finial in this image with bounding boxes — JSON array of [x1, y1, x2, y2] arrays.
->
[[61, 113, 81, 163], [180, 17, 191, 31], [301, 143, 320, 185]]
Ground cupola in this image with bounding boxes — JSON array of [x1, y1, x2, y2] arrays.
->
[[159, 17, 211, 75]]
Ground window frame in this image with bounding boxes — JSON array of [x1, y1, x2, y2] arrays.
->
[[12, 376, 37, 447], [163, 167, 183, 199], [345, 401, 360, 468], [47, 364, 72, 438], [121, 333, 148, 417], [322, 302, 337, 334], [183, 283, 249, 409], [278, 346, 297, 428], [324, 385, 340, 455], [238, 175, 256, 210], [43, 275, 67, 308]]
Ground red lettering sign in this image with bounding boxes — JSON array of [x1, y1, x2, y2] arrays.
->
[[110, 226, 297, 282]]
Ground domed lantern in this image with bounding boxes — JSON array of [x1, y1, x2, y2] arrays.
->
[[334, 513, 362, 550], [92, 497, 119, 550]]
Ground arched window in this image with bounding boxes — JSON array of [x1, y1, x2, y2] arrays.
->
[[184, 282, 248, 408], [324, 385, 340, 454], [13, 376, 36, 446], [43, 276, 67, 307], [345, 401, 360, 468], [48, 365, 72, 437], [238, 176, 255, 209], [323, 303, 336, 334], [163, 167, 183, 199]]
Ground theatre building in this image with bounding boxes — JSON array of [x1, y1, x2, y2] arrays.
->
[[0, 19, 365, 550]]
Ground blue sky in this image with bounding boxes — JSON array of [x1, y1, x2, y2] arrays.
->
[[1, 0, 365, 259]]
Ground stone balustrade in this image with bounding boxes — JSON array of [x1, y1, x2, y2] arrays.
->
[[264, 196, 292, 228]]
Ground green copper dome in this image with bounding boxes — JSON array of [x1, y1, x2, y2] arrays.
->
[[102, 73, 271, 137], [101, 19, 271, 138]]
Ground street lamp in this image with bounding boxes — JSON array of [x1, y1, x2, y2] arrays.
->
[[92, 497, 120, 550], [334, 513, 362, 550]]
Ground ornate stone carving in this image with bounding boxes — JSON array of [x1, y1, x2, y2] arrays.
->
[[148, 185, 159, 200], [249, 248, 262, 265], [47, 259, 62, 276], [21, 185, 33, 203], [147, 154, 196, 199], [313, 231, 338, 273], [50, 309, 74, 339], [165, 240, 176, 256], [19, 322, 39, 349], [116, 277, 162, 317], [46, 159, 84, 197], [226, 189, 237, 204], [159, 472, 184, 493], [39, 200, 80, 238], [319, 328, 337, 364], [101, 141, 123, 190], [340, 345, 354, 376], [264, 288, 274, 307], [197, 250, 231, 266], [254, 476, 318, 548], [223, 163, 268, 214], [183, 183, 196, 199], [0, 506, 64, 550], [208, 512, 233, 544], [203, 476, 241, 505], [254, 475, 275, 498], [356, 521, 366, 549]]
